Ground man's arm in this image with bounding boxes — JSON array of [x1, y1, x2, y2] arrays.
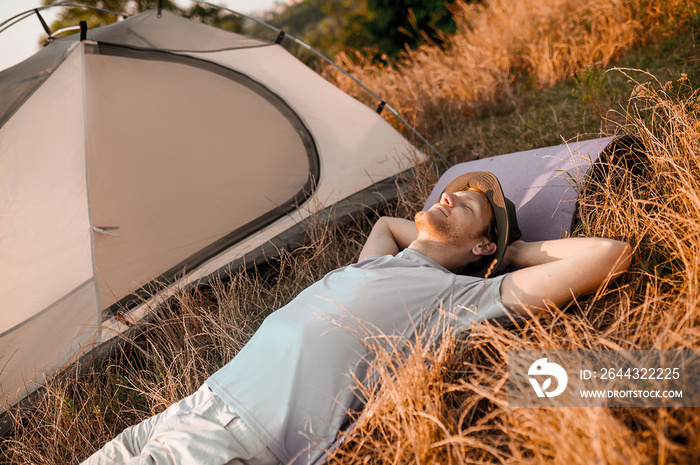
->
[[500, 238, 633, 316], [358, 217, 418, 261]]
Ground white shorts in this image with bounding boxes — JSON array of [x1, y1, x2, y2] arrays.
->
[[81, 384, 281, 465]]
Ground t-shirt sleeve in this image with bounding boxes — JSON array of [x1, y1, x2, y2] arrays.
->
[[355, 254, 391, 266], [451, 274, 526, 329]]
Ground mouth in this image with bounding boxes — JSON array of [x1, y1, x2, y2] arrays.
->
[[431, 204, 448, 217]]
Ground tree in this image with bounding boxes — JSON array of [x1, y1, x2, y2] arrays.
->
[[362, 0, 457, 58], [40, 0, 463, 63], [311, 0, 461, 62]]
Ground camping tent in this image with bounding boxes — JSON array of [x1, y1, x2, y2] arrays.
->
[[0, 8, 423, 418]]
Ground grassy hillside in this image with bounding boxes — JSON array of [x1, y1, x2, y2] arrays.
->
[[326, 0, 699, 160], [2, 0, 700, 463]]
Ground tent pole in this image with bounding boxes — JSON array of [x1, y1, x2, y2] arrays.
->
[[0, 1, 125, 35]]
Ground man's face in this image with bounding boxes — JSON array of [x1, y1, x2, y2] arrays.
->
[[414, 189, 494, 247]]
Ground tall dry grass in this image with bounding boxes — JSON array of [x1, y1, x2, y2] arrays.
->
[[326, 0, 698, 137]]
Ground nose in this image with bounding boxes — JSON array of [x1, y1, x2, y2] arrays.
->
[[441, 192, 455, 207]]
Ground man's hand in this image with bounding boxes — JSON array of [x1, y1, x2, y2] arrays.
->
[[358, 217, 418, 261], [500, 237, 633, 316], [499, 239, 527, 272]]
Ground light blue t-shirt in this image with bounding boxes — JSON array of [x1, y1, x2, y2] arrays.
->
[[206, 249, 514, 465]]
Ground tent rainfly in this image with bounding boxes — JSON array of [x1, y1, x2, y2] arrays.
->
[[0, 8, 425, 420]]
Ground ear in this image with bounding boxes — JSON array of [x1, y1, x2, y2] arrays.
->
[[472, 239, 497, 257]]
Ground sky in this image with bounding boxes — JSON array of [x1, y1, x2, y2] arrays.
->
[[0, 0, 284, 72]]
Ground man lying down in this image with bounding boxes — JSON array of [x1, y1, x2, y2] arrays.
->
[[83, 171, 632, 465]]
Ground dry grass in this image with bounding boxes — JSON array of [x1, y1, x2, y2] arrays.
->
[[325, 0, 699, 138]]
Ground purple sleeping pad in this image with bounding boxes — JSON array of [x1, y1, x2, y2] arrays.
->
[[424, 137, 613, 241]]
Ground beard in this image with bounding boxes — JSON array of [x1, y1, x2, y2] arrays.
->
[[414, 210, 475, 246]]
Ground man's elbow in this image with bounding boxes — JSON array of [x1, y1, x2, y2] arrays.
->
[[606, 239, 633, 277]]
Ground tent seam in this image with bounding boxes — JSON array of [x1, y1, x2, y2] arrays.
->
[[80, 42, 103, 343]]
